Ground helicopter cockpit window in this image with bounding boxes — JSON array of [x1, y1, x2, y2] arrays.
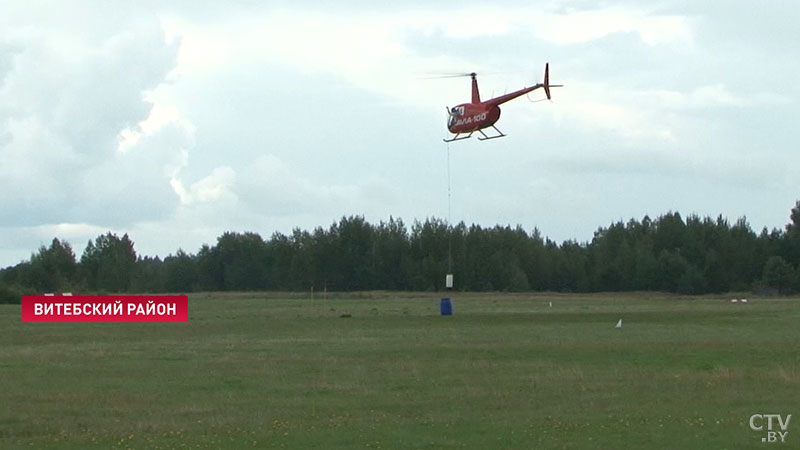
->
[[448, 106, 465, 127]]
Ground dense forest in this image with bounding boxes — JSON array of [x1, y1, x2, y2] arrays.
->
[[2, 201, 800, 302]]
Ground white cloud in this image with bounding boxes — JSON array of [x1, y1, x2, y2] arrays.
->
[[159, 4, 695, 113], [546, 79, 676, 142], [640, 84, 746, 109], [236, 154, 399, 218], [545, 78, 787, 144], [118, 102, 185, 152], [171, 166, 236, 205], [534, 7, 693, 46], [0, 8, 190, 229]]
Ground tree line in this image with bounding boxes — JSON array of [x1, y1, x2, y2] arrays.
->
[[2, 202, 800, 302]]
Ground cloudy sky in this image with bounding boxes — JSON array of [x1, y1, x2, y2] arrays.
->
[[1, 1, 798, 267]]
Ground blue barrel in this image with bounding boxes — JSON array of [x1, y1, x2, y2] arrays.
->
[[440, 298, 452, 316]]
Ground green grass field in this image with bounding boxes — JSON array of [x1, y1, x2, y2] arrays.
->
[[1, 292, 798, 449]]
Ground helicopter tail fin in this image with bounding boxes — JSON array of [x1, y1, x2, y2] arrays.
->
[[542, 62, 563, 100], [544, 63, 551, 100]]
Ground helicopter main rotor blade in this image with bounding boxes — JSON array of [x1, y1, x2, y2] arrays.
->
[[419, 73, 476, 79]]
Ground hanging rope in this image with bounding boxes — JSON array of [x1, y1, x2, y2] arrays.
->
[[446, 140, 453, 273]]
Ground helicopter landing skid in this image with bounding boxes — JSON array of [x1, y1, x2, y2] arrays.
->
[[477, 125, 506, 141], [443, 132, 473, 143]]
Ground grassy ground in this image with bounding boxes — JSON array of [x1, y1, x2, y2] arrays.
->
[[1, 292, 798, 449]]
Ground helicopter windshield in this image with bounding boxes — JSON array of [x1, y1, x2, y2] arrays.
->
[[448, 106, 463, 127]]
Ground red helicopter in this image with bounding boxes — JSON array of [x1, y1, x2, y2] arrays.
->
[[444, 63, 562, 142]]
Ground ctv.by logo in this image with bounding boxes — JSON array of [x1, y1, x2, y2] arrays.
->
[[750, 414, 791, 443]]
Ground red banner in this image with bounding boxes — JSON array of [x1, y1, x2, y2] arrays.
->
[[21, 295, 188, 322]]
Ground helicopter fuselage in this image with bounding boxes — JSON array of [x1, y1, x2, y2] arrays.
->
[[447, 103, 501, 134]]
